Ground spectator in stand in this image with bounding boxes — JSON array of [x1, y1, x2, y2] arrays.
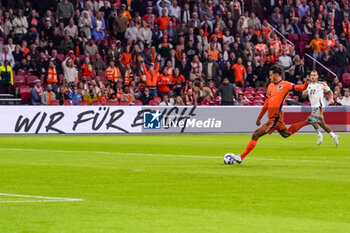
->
[[56, 0, 75, 25], [62, 56, 78, 84], [83, 82, 98, 104], [203, 55, 220, 84], [45, 59, 59, 93], [214, 77, 236, 105], [308, 33, 324, 70], [0, 60, 13, 94], [341, 89, 350, 106], [120, 86, 135, 104], [81, 57, 94, 77], [41, 84, 56, 105], [13, 10, 28, 42], [140, 87, 153, 105], [65, 19, 78, 39], [0, 46, 15, 67], [331, 44, 350, 81], [159, 94, 173, 106], [31, 79, 42, 105], [69, 85, 82, 105], [157, 66, 173, 98], [232, 57, 246, 87], [93, 54, 106, 72], [84, 39, 99, 55], [79, 10, 92, 40]]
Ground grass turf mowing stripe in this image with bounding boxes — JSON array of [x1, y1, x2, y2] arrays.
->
[[1, 147, 349, 166]]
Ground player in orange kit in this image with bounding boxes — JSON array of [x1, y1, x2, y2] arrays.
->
[[231, 65, 310, 164]]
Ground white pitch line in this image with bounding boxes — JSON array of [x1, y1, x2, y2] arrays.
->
[[0, 148, 349, 165], [0, 200, 80, 203], [0, 193, 84, 203]]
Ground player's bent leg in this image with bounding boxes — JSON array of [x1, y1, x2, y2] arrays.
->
[[319, 118, 339, 147], [288, 120, 310, 135], [278, 128, 291, 138], [313, 124, 323, 145], [234, 128, 267, 164], [306, 114, 321, 124]]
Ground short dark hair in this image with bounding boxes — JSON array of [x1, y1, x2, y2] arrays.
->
[[270, 65, 282, 76]]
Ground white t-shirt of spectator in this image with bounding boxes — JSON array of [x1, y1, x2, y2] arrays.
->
[[278, 55, 292, 69], [169, 5, 181, 18], [340, 96, 350, 106], [62, 58, 78, 83]]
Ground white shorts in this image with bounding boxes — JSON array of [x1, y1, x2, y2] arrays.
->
[[310, 107, 324, 119]]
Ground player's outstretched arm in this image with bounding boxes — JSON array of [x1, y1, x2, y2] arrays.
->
[[293, 76, 310, 91]]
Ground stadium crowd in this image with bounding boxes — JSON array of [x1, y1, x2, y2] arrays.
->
[[0, 0, 349, 106]]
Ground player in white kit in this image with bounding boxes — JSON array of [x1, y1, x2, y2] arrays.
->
[[303, 70, 339, 147]]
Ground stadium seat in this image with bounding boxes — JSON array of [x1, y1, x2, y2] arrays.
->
[[292, 96, 299, 101], [50, 100, 59, 105], [256, 87, 266, 92], [56, 54, 64, 61], [235, 87, 243, 93], [97, 71, 105, 78], [91, 100, 101, 105], [119, 101, 130, 105], [342, 73, 350, 88], [17, 70, 28, 76], [201, 99, 216, 105], [149, 100, 159, 105], [64, 100, 73, 105], [245, 86, 255, 92], [19, 86, 31, 104], [300, 33, 310, 42], [105, 100, 119, 105], [215, 96, 221, 105], [13, 75, 26, 87], [288, 33, 299, 42], [78, 100, 89, 105], [134, 100, 143, 105], [153, 96, 161, 103], [26, 75, 39, 87]]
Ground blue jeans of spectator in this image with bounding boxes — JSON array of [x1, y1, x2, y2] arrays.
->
[[148, 87, 157, 96], [312, 51, 322, 70], [337, 66, 348, 82]]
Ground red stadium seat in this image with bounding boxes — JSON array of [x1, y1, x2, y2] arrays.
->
[[148, 100, 159, 105], [134, 100, 143, 105], [50, 100, 59, 105], [64, 100, 73, 105], [26, 75, 39, 87], [300, 33, 310, 42], [153, 96, 161, 103], [19, 86, 31, 104], [105, 100, 119, 105], [91, 100, 101, 105], [56, 54, 64, 62], [78, 100, 89, 105], [288, 33, 299, 42], [256, 87, 266, 92], [17, 70, 28, 76], [13, 75, 26, 87], [119, 101, 130, 105], [98, 71, 105, 77], [342, 73, 350, 88], [245, 86, 255, 92]]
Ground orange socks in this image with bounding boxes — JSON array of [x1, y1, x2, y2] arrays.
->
[[241, 139, 257, 159], [288, 121, 310, 135]]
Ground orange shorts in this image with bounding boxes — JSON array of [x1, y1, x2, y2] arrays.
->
[[261, 117, 286, 134]]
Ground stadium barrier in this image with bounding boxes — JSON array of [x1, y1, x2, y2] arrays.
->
[[0, 106, 349, 134]]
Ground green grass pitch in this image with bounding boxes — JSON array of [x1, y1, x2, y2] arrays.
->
[[0, 134, 349, 233]]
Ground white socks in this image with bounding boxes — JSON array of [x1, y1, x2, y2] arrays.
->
[[329, 132, 336, 138]]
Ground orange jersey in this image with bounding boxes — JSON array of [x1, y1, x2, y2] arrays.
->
[[232, 64, 246, 83], [258, 80, 308, 120], [309, 39, 323, 52]]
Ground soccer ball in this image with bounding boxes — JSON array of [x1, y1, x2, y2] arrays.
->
[[223, 153, 235, 165]]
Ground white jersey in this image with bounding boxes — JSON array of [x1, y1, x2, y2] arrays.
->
[[307, 82, 331, 108]]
